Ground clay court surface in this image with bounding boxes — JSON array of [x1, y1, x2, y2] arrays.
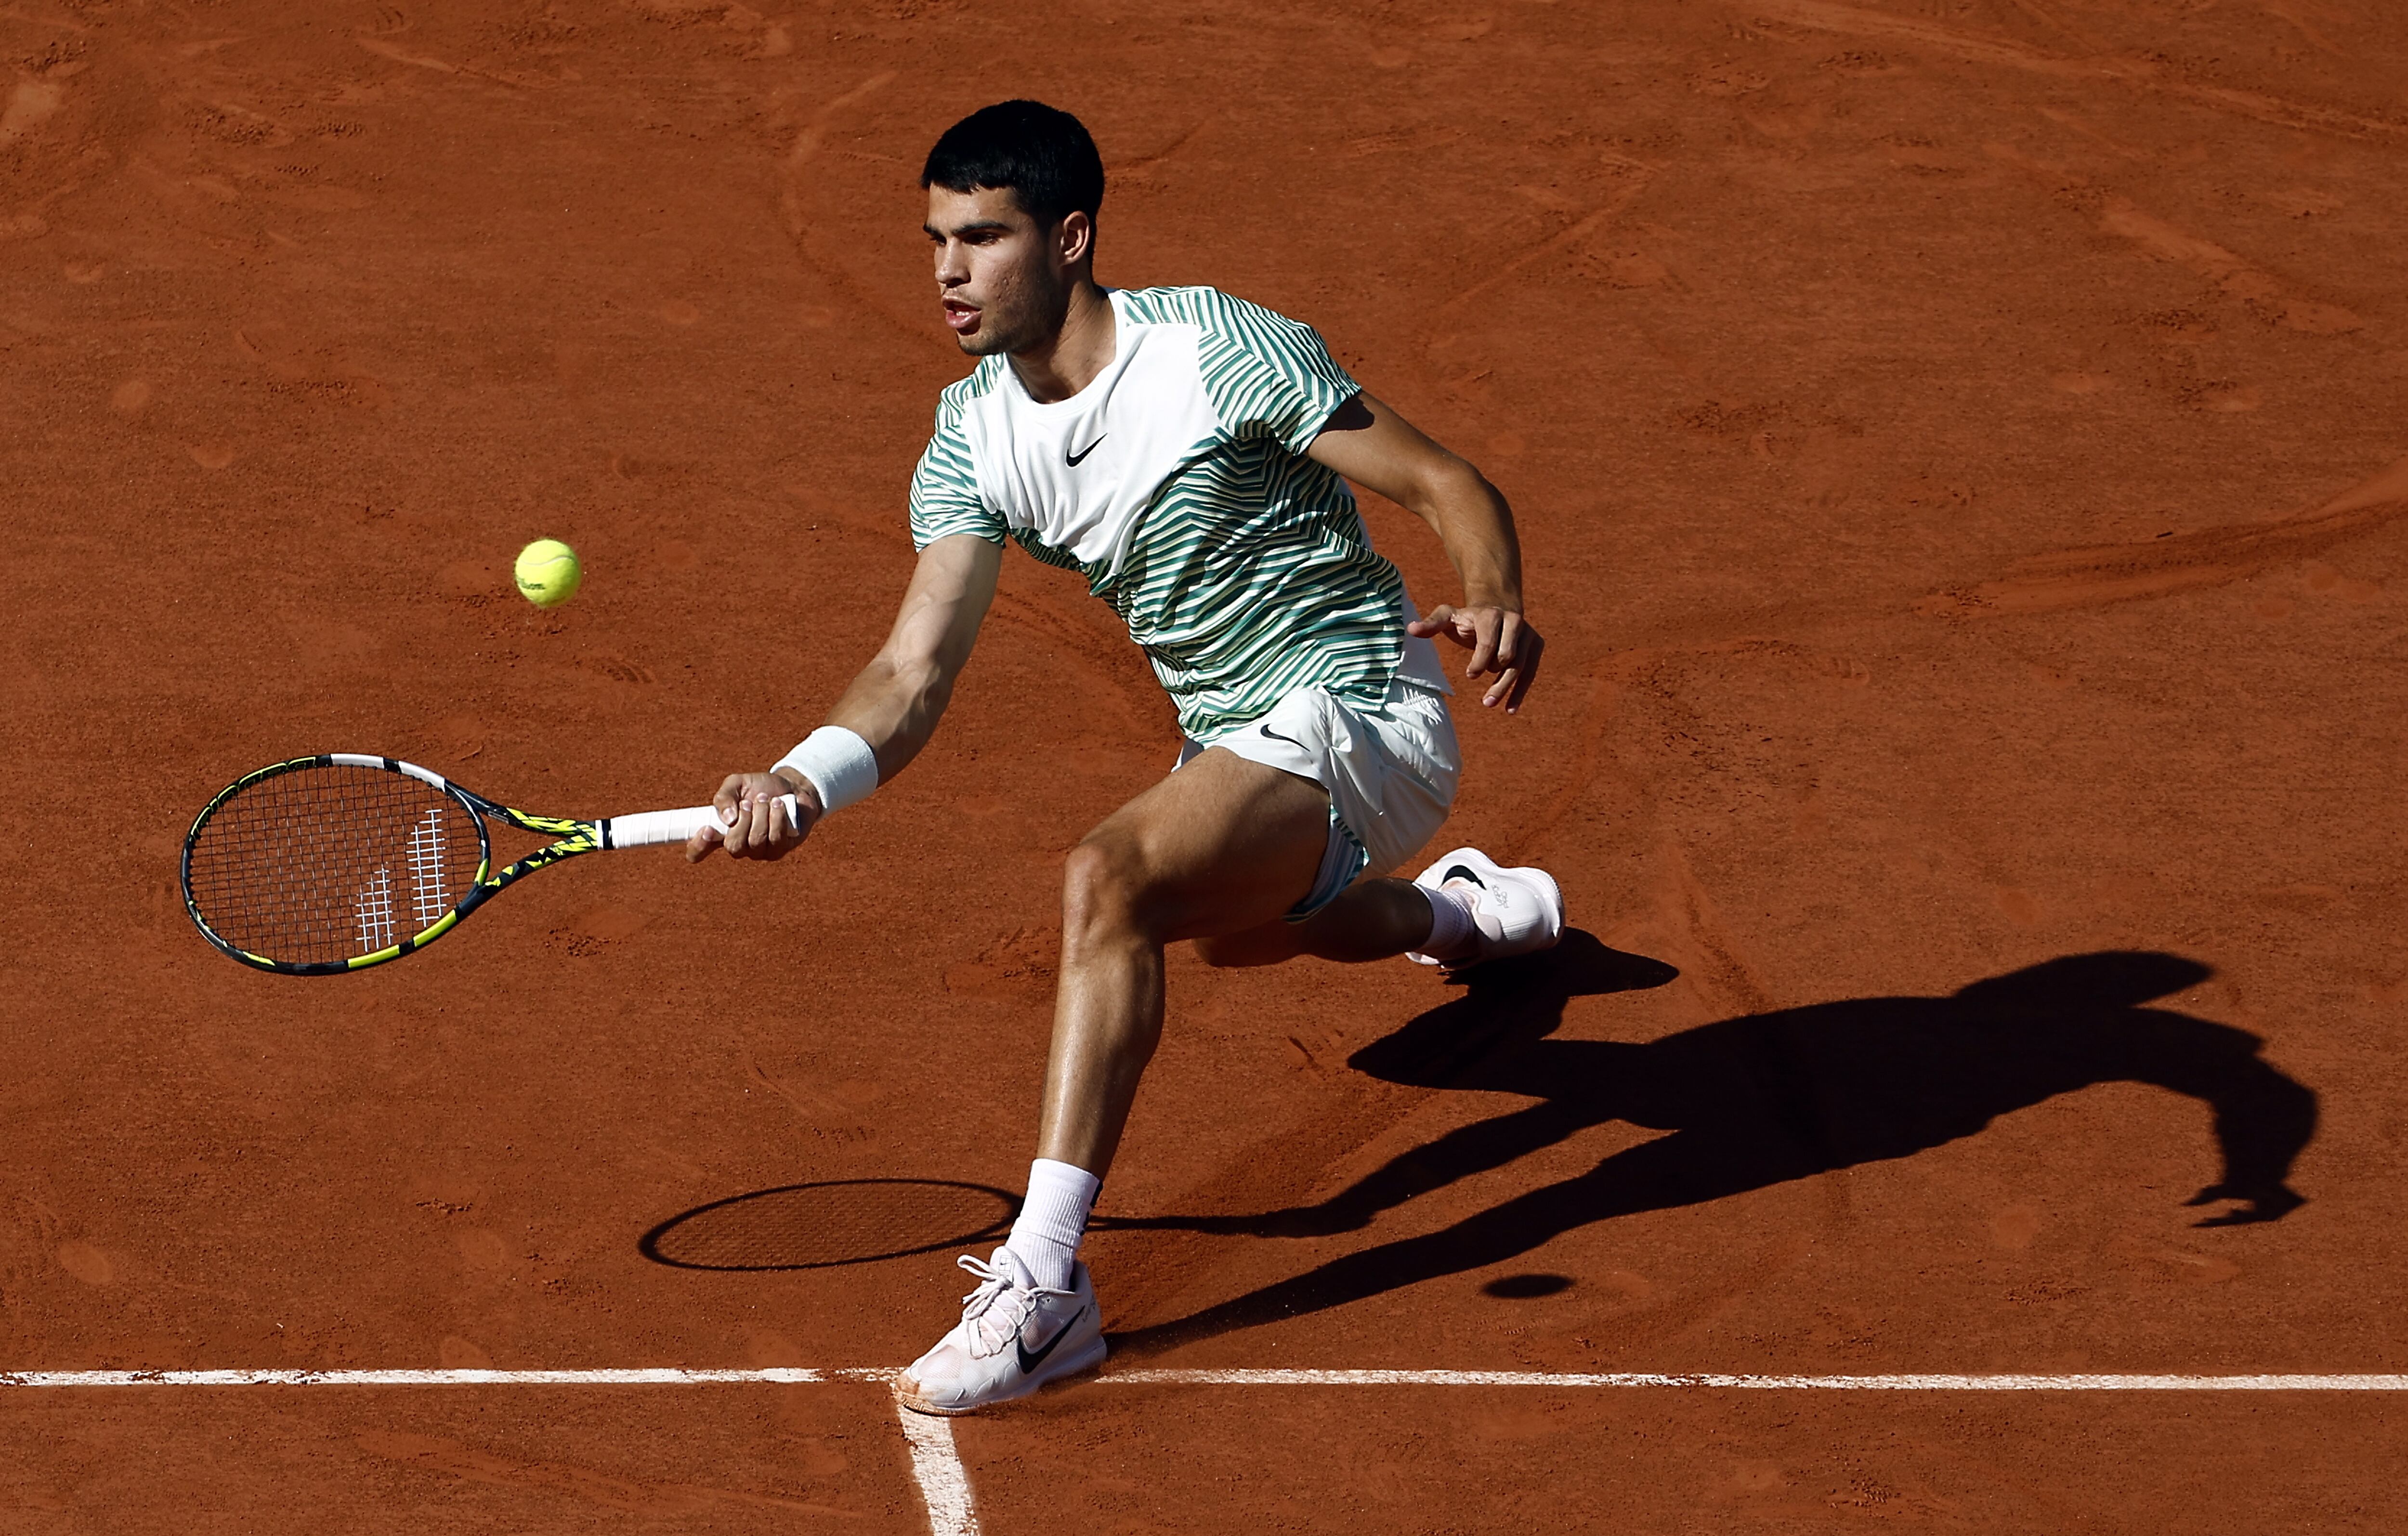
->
[[7, 0, 2408, 1528]]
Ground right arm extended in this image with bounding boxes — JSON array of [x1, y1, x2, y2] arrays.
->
[[687, 533, 1002, 862]]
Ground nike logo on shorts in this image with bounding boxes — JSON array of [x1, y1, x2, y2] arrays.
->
[[1066, 434, 1107, 467], [1015, 1303, 1088, 1375], [1258, 723, 1306, 750]]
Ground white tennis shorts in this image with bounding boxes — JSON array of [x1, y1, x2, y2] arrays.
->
[[1175, 633, 1462, 919]]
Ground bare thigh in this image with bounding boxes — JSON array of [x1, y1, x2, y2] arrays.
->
[[1070, 745, 1330, 943]]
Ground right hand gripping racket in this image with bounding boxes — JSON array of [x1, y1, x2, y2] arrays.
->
[[181, 754, 795, 975]]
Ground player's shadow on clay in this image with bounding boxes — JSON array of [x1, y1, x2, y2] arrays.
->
[[1107, 931, 2316, 1358]]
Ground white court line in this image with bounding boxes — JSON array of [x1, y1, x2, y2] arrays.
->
[[894, 1403, 982, 1536], [5, 1367, 2407, 1391], [13, 1366, 2397, 1536], [0, 1368, 832, 1386], [1097, 1370, 2408, 1391]]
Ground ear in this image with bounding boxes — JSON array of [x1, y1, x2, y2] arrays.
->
[[1055, 210, 1094, 269]]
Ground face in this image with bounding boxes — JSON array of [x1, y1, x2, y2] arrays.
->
[[925, 184, 1089, 356]]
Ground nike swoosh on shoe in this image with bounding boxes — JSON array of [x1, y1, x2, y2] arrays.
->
[[1015, 1303, 1088, 1376]]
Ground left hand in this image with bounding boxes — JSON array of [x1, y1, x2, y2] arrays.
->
[[1409, 604, 1544, 712]]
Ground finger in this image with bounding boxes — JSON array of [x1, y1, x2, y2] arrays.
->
[[684, 823, 723, 864], [1465, 608, 1502, 677], [713, 774, 746, 819], [1505, 633, 1545, 712], [1492, 613, 1523, 670], [756, 790, 788, 853], [728, 792, 760, 857], [713, 781, 748, 848], [1483, 664, 1518, 709], [1413, 604, 1464, 645]]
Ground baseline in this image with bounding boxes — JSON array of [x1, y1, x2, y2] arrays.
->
[[6, 1367, 2408, 1390], [1099, 1369, 2408, 1391], [15, 1366, 2401, 1536]]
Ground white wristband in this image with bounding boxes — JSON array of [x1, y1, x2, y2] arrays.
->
[[774, 726, 879, 814]]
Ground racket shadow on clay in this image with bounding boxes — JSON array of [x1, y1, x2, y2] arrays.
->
[[640, 1179, 1021, 1272]]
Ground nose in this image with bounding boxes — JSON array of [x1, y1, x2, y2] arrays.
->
[[935, 238, 968, 289]]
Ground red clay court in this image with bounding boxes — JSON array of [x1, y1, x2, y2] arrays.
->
[[7, 0, 2408, 1529]]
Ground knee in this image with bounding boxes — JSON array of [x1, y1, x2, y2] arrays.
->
[[1060, 836, 1152, 945]]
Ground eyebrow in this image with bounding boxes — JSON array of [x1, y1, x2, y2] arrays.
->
[[924, 219, 1015, 238]]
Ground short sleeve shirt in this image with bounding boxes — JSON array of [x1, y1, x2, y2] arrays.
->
[[908, 287, 1409, 741]]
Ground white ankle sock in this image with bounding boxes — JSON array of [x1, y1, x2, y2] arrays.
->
[[1007, 1158, 1099, 1292], [1419, 883, 1479, 960]]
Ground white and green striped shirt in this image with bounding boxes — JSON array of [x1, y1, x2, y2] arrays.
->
[[908, 286, 1413, 741]]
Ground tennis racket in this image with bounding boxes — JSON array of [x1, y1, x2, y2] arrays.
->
[[182, 753, 795, 975]]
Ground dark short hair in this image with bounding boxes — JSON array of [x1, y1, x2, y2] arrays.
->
[[921, 100, 1104, 228]]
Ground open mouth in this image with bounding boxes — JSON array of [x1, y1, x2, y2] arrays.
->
[[942, 300, 980, 334]]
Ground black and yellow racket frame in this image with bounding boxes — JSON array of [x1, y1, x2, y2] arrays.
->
[[182, 753, 605, 976]]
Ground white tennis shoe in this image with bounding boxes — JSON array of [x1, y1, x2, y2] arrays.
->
[[1405, 846, 1565, 970], [894, 1247, 1105, 1416]]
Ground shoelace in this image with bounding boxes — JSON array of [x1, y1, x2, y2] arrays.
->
[[954, 1253, 1075, 1357]]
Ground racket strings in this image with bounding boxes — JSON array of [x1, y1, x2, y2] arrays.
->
[[185, 766, 485, 965]]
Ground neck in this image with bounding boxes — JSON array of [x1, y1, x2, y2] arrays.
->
[[1007, 277, 1113, 403]]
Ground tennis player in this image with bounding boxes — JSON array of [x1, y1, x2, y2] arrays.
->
[[690, 100, 1562, 1414]]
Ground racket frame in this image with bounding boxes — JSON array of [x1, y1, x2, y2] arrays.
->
[[182, 753, 618, 976]]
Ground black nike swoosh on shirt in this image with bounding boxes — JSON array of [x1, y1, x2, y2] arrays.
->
[[1015, 1302, 1089, 1376], [1066, 434, 1107, 467]]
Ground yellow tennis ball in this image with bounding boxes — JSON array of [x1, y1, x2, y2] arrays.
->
[[513, 538, 582, 608]]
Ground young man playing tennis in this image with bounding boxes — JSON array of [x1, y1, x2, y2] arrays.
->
[[690, 100, 1560, 1414]]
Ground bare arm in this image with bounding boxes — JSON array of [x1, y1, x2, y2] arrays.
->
[[1305, 392, 1544, 712], [812, 533, 1002, 777], [690, 533, 1002, 860]]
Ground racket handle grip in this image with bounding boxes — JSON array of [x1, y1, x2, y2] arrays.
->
[[604, 793, 801, 850]]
